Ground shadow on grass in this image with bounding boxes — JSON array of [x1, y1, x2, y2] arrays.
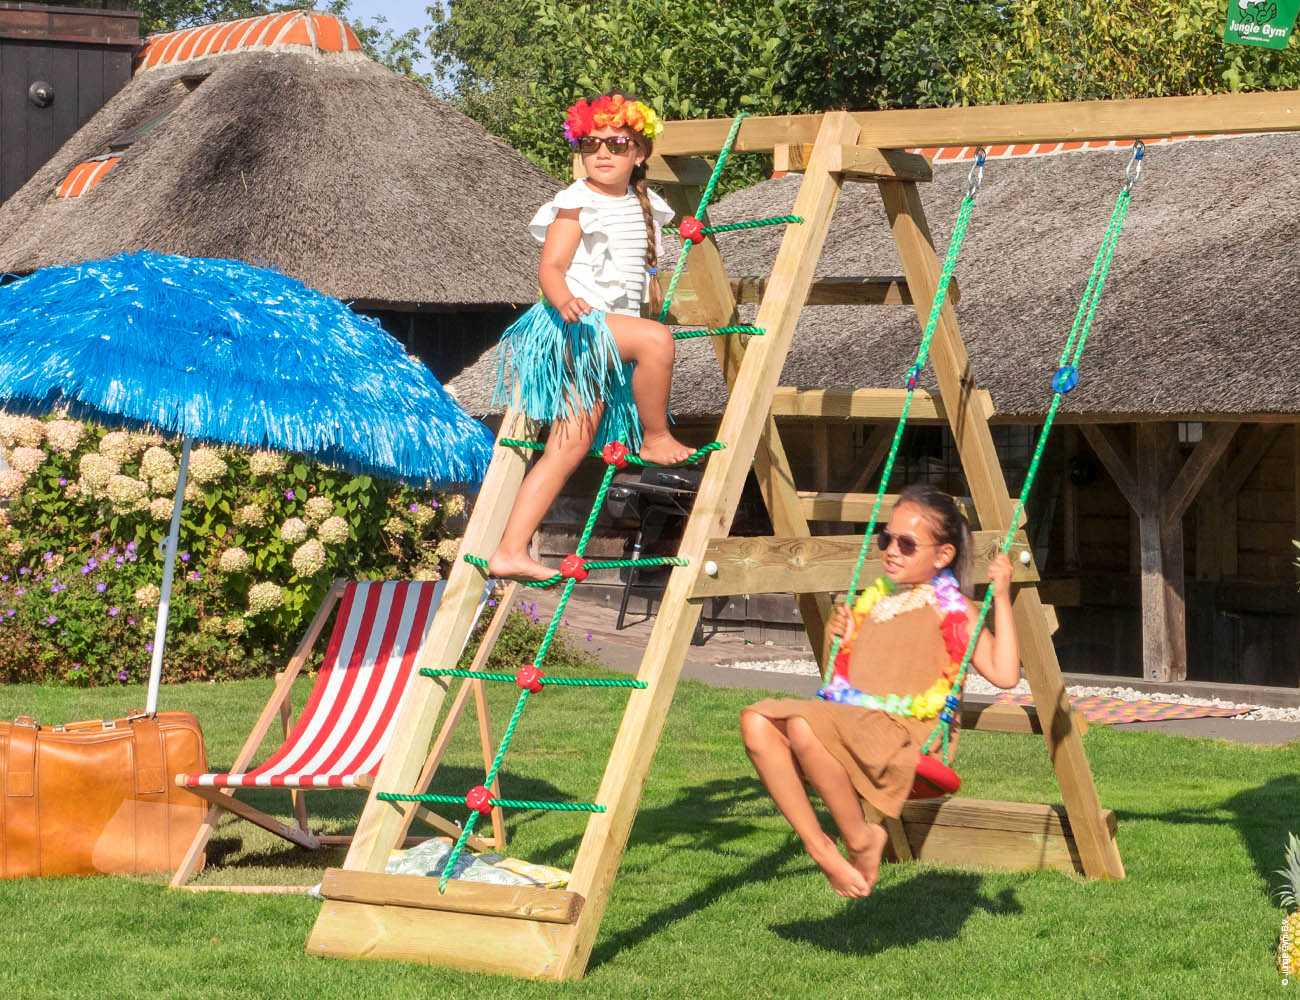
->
[[589, 776, 1023, 969], [1114, 773, 1300, 897]]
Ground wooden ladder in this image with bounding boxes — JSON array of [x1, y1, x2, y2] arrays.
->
[[306, 110, 1123, 981]]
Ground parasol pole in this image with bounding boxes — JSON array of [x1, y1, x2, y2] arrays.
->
[[146, 436, 190, 715]]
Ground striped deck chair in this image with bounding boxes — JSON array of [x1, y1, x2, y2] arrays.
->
[[170, 578, 507, 889]]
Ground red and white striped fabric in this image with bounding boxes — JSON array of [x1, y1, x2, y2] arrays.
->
[[182, 580, 448, 789]]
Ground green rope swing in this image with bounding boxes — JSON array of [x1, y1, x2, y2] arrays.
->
[[921, 141, 1143, 765], [384, 116, 759, 892]]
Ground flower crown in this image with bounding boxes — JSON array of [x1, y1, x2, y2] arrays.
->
[[564, 94, 663, 147]]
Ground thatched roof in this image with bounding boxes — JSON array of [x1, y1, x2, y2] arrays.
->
[[0, 34, 560, 308], [451, 131, 1300, 419]]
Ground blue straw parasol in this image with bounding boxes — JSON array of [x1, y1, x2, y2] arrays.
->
[[0, 250, 494, 712]]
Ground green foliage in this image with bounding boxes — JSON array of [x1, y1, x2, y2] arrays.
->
[[0, 413, 467, 685]]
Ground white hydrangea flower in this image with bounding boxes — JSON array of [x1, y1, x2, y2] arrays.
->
[[199, 616, 224, 636], [98, 430, 137, 462], [280, 517, 309, 544], [317, 515, 349, 545], [132, 430, 164, 450], [107, 474, 149, 511], [0, 470, 26, 499], [148, 497, 174, 522], [383, 516, 410, 536], [435, 537, 461, 563], [247, 581, 284, 614], [11, 416, 45, 449], [0, 412, 17, 446], [44, 420, 85, 456], [233, 503, 267, 528], [6, 539, 23, 556], [291, 539, 326, 577], [248, 451, 286, 477], [303, 496, 334, 525], [134, 583, 161, 607], [188, 447, 228, 485], [8, 447, 46, 475], [139, 446, 177, 481], [78, 453, 120, 497], [414, 565, 443, 583], [150, 469, 179, 496], [224, 616, 247, 638], [409, 503, 436, 529], [218, 547, 252, 573], [64, 483, 81, 500], [443, 494, 466, 517]]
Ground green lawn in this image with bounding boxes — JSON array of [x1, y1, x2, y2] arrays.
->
[[0, 669, 1295, 1000]]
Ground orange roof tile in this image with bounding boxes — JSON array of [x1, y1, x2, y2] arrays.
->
[[135, 11, 361, 73]]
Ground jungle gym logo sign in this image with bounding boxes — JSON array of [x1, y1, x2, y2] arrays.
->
[[1224, 0, 1300, 49]]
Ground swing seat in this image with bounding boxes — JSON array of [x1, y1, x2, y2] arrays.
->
[[910, 754, 961, 799]]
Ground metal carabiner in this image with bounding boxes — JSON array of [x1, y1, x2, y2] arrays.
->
[[965, 146, 987, 199], [1123, 139, 1145, 192]]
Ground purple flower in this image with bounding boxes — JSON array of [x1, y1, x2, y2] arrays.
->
[[188, 571, 201, 582], [145, 641, 154, 653], [431, 500, 440, 509], [45, 614, 57, 626], [408, 502, 419, 513], [107, 547, 117, 556], [284, 489, 296, 501], [0, 575, 7, 583], [108, 607, 120, 618], [43, 551, 53, 562], [15, 587, 25, 598], [116, 669, 129, 683], [87, 558, 98, 570], [80, 565, 92, 576], [58, 477, 68, 487], [585, 631, 593, 642], [127, 616, 136, 626], [96, 582, 107, 594], [4, 609, 14, 619], [487, 599, 497, 608], [180, 552, 190, 563], [115, 556, 125, 567], [126, 541, 137, 554], [18, 567, 29, 577]]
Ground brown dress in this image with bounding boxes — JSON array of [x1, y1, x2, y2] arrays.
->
[[746, 602, 960, 819]]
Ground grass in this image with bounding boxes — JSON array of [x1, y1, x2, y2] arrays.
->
[[0, 665, 1296, 1000]]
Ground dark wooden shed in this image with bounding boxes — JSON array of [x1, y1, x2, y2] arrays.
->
[[0, 2, 139, 203]]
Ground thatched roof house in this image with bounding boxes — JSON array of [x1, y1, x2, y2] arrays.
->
[[0, 11, 560, 310], [453, 131, 1300, 419]]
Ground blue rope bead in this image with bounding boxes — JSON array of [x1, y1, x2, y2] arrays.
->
[[905, 365, 923, 390], [944, 695, 961, 711], [939, 708, 955, 724], [1052, 365, 1079, 394]]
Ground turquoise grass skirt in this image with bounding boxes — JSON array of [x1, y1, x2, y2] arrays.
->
[[493, 301, 642, 450]]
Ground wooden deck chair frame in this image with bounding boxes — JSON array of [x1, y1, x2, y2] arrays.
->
[[170, 580, 517, 892]]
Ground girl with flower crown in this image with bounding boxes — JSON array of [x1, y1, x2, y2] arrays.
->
[[489, 91, 693, 582], [741, 484, 1021, 898]]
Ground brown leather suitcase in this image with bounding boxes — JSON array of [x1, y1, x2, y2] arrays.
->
[[0, 710, 208, 878]]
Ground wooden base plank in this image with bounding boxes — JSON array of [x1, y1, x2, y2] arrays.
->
[[319, 869, 583, 924], [898, 798, 1117, 876], [307, 898, 575, 979]]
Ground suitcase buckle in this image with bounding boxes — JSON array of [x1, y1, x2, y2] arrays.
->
[[101, 719, 116, 731]]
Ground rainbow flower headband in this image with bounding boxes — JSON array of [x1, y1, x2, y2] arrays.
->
[[564, 94, 663, 147]]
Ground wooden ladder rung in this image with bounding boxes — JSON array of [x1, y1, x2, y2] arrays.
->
[[798, 491, 977, 523], [691, 531, 1037, 599], [319, 869, 584, 925], [769, 386, 994, 422]]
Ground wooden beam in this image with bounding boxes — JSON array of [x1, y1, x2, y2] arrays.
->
[[559, 112, 864, 981], [880, 176, 1123, 880], [780, 143, 933, 181], [1162, 422, 1240, 533], [654, 90, 1300, 155], [691, 531, 1037, 598], [572, 152, 712, 186], [1222, 424, 1283, 499], [730, 274, 959, 307], [797, 491, 975, 523], [1135, 423, 1186, 682], [770, 386, 993, 422], [319, 869, 583, 925], [1079, 424, 1139, 511]]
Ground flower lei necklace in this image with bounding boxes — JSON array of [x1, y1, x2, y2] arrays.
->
[[816, 569, 970, 720]]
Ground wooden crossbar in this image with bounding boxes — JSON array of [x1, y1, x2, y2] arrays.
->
[[319, 869, 583, 924], [769, 386, 993, 422]]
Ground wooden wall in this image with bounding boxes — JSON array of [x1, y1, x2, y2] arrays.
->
[[0, 4, 139, 203]]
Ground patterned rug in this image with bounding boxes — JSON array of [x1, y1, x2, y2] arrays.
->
[[993, 693, 1246, 724]]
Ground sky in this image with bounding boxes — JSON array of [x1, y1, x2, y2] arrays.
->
[[344, 0, 437, 75]]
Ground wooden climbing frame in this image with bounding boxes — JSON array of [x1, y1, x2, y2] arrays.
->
[[306, 90, 1300, 980]]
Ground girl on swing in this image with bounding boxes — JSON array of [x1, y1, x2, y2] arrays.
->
[[741, 484, 1022, 898], [489, 92, 693, 582]]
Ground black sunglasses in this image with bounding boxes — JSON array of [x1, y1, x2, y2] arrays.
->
[[878, 528, 939, 558], [577, 135, 636, 155]]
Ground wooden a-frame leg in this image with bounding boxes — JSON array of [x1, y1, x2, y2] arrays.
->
[[879, 177, 1123, 880]]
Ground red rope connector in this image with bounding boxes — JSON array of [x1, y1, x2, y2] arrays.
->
[[464, 785, 494, 815], [678, 216, 705, 244], [601, 441, 630, 469], [515, 664, 544, 693], [559, 554, 588, 582]]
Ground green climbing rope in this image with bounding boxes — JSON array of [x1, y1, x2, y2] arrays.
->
[[378, 792, 606, 813], [673, 325, 764, 341], [823, 149, 988, 686], [702, 215, 802, 235], [921, 147, 1141, 762], [421, 668, 647, 689], [657, 113, 747, 322]]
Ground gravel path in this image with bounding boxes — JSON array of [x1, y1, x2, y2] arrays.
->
[[719, 659, 1300, 722]]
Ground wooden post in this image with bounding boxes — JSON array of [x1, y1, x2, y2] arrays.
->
[[1063, 428, 1080, 573], [879, 176, 1124, 880], [1135, 424, 1184, 681]]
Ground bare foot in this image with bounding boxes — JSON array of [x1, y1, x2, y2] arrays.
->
[[805, 832, 871, 898], [637, 432, 695, 467], [847, 823, 889, 894], [487, 550, 556, 583]]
